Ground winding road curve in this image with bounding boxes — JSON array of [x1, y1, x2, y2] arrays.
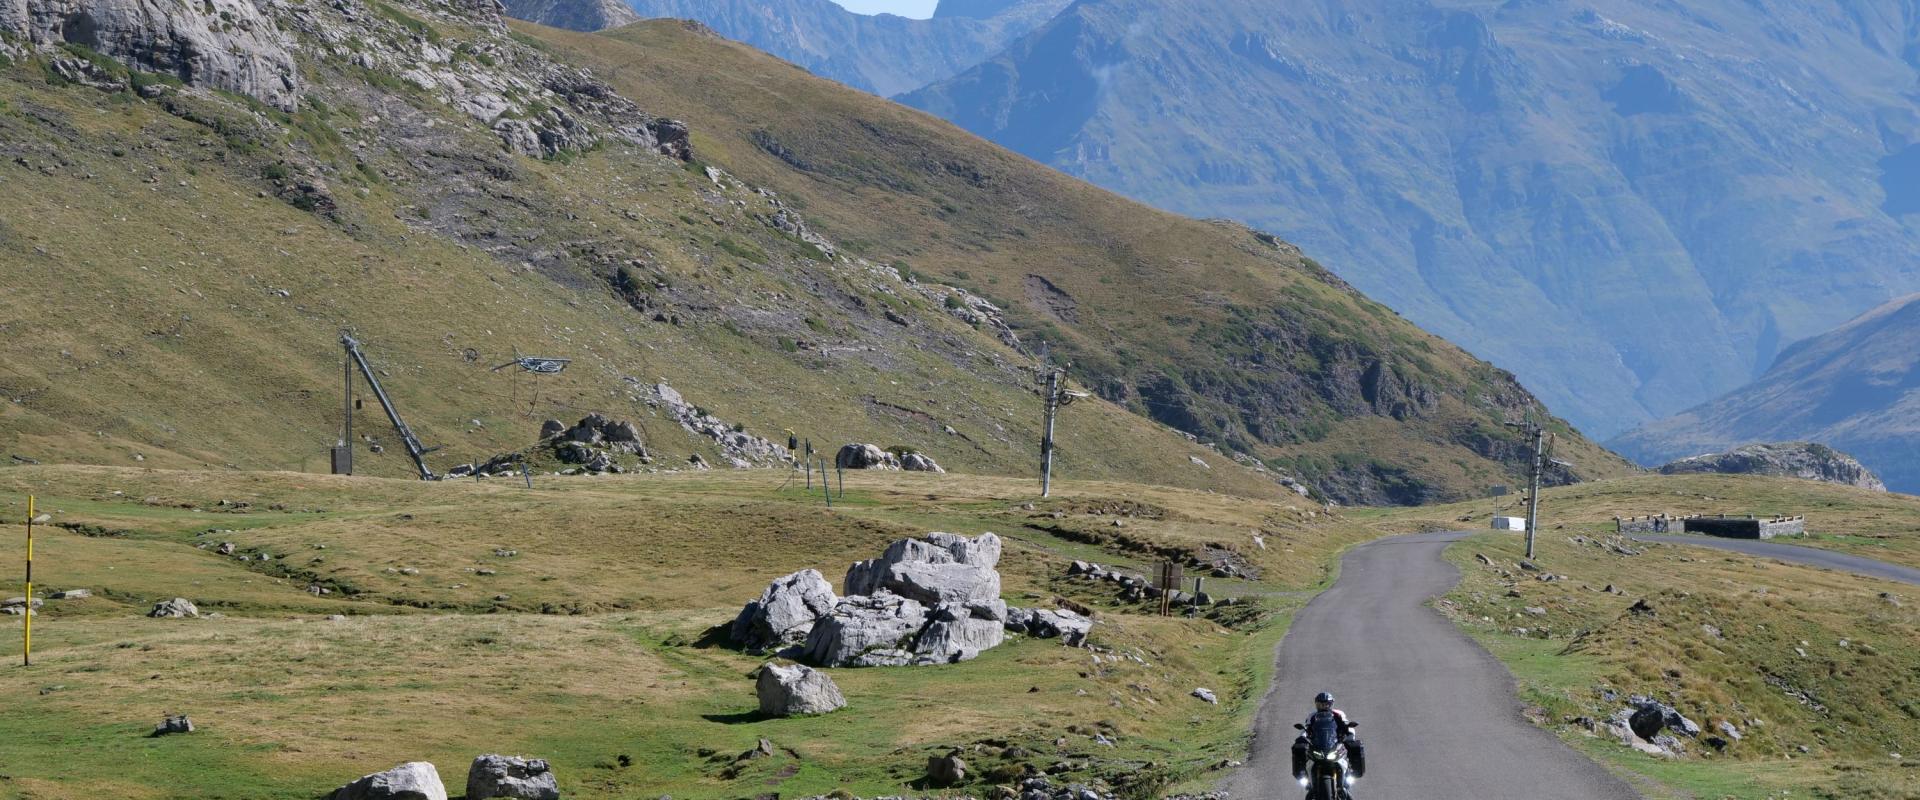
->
[[1628, 534, 1920, 586], [1223, 532, 1640, 800]]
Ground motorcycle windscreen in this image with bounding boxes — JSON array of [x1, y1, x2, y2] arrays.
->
[[1307, 711, 1341, 752]]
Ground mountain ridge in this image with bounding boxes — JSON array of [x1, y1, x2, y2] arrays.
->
[[501, 0, 640, 31], [1613, 294, 1920, 493], [900, 0, 1920, 439], [0, 0, 1629, 503], [621, 0, 1070, 96]]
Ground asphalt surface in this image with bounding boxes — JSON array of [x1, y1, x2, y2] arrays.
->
[[1629, 534, 1920, 586], [1222, 532, 1640, 800]]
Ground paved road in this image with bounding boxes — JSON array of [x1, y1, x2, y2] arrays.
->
[[1223, 532, 1639, 800], [1628, 534, 1920, 586]]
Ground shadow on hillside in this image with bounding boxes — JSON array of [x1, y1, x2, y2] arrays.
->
[[701, 710, 770, 725], [692, 622, 734, 650]]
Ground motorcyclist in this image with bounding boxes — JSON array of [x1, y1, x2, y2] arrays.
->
[[1291, 692, 1366, 787]]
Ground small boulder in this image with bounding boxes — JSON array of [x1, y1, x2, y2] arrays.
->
[[1192, 688, 1219, 704], [50, 589, 91, 600], [926, 752, 968, 787], [153, 715, 194, 736], [1005, 607, 1092, 647], [538, 419, 566, 439], [835, 443, 901, 471], [901, 453, 945, 473], [466, 755, 559, 800], [1628, 705, 1665, 741], [756, 662, 847, 716], [149, 598, 199, 618], [331, 761, 448, 800]]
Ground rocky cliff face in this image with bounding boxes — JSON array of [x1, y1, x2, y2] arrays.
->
[[1615, 294, 1920, 494], [901, 0, 1920, 439], [499, 0, 637, 32], [1659, 443, 1888, 493], [619, 0, 1069, 96], [1, 0, 300, 109]]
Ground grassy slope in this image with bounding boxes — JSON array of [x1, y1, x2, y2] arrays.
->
[[522, 19, 1636, 504], [0, 30, 1276, 498], [1363, 472, 1920, 568], [1364, 475, 1920, 798], [0, 466, 1372, 799]]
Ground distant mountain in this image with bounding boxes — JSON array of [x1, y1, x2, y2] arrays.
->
[[900, 0, 1920, 439], [620, 0, 1069, 96], [1658, 443, 1887, 493], [502, 0, 638, 31], [1614, 295, 1920, 493]]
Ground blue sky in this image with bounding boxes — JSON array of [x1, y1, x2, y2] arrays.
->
[[829, 0, 938, 18]]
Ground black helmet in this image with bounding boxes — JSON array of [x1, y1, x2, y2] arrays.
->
[[1314, 692, 1335, 705]]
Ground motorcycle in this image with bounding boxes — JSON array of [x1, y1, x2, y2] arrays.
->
[[1292, 717, 1357, 800]]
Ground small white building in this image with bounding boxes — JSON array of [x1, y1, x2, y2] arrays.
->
[[1491, 516, 1528, 531]]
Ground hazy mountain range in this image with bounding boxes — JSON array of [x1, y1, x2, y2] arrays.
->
[[620, 0, 1070, 96], [900, 0, 1920, 439], [591, 0, 1920, 443], [1615, 294, 1920, 492]]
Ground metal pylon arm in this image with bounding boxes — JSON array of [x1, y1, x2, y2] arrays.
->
[[342, 333, 436, 480]]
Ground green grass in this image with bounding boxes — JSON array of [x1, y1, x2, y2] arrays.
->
[[0, 465, 1377, 799], [1373, 472, 1920, 568], [1410, 524, 1920, 799]]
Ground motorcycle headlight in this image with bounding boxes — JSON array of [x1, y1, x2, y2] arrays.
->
[[1345, 773, 1357, 786], [1296, 776, 1309, 788]]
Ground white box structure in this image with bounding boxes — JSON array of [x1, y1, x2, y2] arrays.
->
[[1491, 516, 1528, 531]]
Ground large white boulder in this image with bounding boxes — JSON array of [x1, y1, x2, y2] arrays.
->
[[729, 569, 839, 653], [756, 663, 846, 716], [912, 601, 1007, 664], [331, 762, 448, 800], [801, 592, 928, 667], [835, 443, 901, 470], [844, 532, 1002, 606], [466, 755, 559, 800], [148, 598, 199, 618]]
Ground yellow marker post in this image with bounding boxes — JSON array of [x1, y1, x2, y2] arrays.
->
[[23, 494, 33, 667]]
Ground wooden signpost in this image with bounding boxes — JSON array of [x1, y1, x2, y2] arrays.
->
[[1156, 560, 1182, 617]]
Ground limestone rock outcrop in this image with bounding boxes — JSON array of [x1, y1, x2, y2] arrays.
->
[[465, 754, 559, 800], [729, 569, 838, 653], [1005, 606, 1091, 646], [1, 0, 301, 110], [901, 453, 945, 473], [836, 443, 902, 471], [731, 531, 1030, 667], [148, 597, 199, 618], [843, 532, 1002, 606], [1658, 442, 1887, 492]]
